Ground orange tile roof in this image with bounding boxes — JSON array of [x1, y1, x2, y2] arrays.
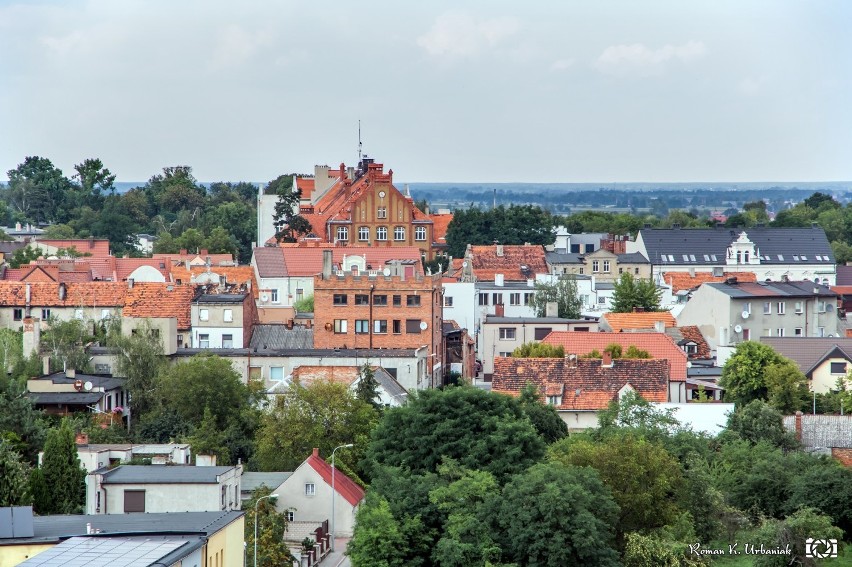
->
[[663, 271, 757, 293], [153, 251, 235, 266], [169, 265, 258, 298], [675, 325, 711, 359], [542, 331, 688, 381], [493, 357, 669, 410], [0, 282, 127, 307], [113, 258, 171, 281], [123, 283, 196, 329], [469, 244, 548, 281], [291, 365, 360, 386], [296, 177, 316, 200], [37, 239, 111, 258], [428, 213, 453, 244], [601, 311, 677, 332]]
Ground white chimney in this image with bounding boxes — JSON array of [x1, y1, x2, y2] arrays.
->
[[654, 320, 665, 333], [495, 274, 504, 287], [527, 278, 534, 287], [545, 302, 558, 318]]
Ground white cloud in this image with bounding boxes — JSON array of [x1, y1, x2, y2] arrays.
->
[[550, 58, 574, 71], [209, 25, 272, 70], [39, 30, 86, 55], [417, 11, 518, 58], [738, 76, 765, 96], [594, 40, 706, 77]]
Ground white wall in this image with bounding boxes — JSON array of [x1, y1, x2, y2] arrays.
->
[[192, 327, 244, 349], [442, 282, 476, 332], [275, 461, 359, 537], [653, 403, 735, 436]]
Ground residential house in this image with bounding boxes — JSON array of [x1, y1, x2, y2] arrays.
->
[[544, 249, 584, 276], [191, 293, 256, 349], [458, 243, 549, 283], [542, 331, 689, 402], [85, 464, 242, 515], [72, 439, 192, 473], [441, 280, 476, 333], [32, 238, 112, 258], [443, 320, 476, 381], [784, 413, 852, 465], [0, 508, 244, 567], [2, 222, 44, 240], [762, 337, 852, 393], [0, 282, 127, 331], [268, 448, 365, 538], [480, 316, 598, 379], [599, 311, 677, 333], [492, 354, 669, 430], [122, 282, 196, 352], [636, 226, 837, 286], [27, 371, 127, 423], [572, 249, 650, 282], [278, 365, 409, 406], [251, 245, 422, 323], [258, 158, 436, 258], [313, 250, 444, 387], [676, 280, 840, 354], [240, 472, 292, 502], [551, 229, 607, 253], [153, 249, 235, 268], [830, 264, 852, 322]]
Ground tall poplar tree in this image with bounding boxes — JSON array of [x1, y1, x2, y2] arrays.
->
[[41, 418, 86, 514]]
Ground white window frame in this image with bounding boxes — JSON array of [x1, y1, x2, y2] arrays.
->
[[376, 226, 388, 241], [509, 292, 520, 306], [776, 328, 785, 337], [199, 334, 210, 349], [223, 309, 233, 322], [415, 226, 427, 241], [270, 289, 279, 303], [603, 260, 610, 273], [592, 260, 600, 273], [269, 367, 284, 381], [499, 328, 516, 340], [305, 483, 316, 496], [763, 302, 771, 315], [334, 319, 348, 334], [394, 226, 406, 241], [200, 309, 209, 322], [777, 302, 785, 315], [358, 226, 370, 241], [377, 207, 387, 219], [336, 226, 349, 242], [222, 334, 233, 349]]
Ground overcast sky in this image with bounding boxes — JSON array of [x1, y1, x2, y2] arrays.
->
[[1, 1, 849, 184]]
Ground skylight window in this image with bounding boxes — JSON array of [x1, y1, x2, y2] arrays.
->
[[683, 254, 690, 262], [778, 254, 784, 261], [793, 255, 799, 261], [703, 254, 710, 261], [690, 255, 696, 262], [801, 255, 807, 260], [711, 255, 718, 262], [668, 255, 675, 262], [815, 255, 822, 261]]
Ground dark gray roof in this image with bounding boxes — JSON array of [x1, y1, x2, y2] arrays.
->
[[0, 511, 244, 545], [595, 282, 616, 290], [617, 252, 649, 264], [35, 372, 125, 391], [253, 247, 287, 277], [545, 251, 583, 264], [28, 392, 103, 405], [241, 472, 292, 495], [194, 293, 246, 304], [783, 415, 852, 449], [250, 324, 314, 349], [639, 226, 834, 265], [373, 367, 409, 404], [170, 347, 418, 358], [705, 280, 837, 299], [687, 366, 724, 378], [484, 316, 593, 324], [101, 465, 236, 485], [18, 535, 200, 567], [761, 337, 852, 376], [0, 241, 26, 254]]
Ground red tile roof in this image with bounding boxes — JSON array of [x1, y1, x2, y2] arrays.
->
[[428, 213, 453, 244], [601, 311, 677, 332], [280, 247, 423, 277], [674, 326, 712, 359], [153, 251, 235, 266], [306, 448, 365, 506], [37, 239, 111, 258], [468, 245, 548, 281], [542, 331, 688, 381], [493, 357, 669, 410], [123, 283, 196, 329], [169, 265, 258, 298], [296, 177, 315, 200], [0, 282, 127, 307], [663, 271, 757, 293]]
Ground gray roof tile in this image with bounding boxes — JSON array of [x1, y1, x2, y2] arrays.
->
[[250, 325, 314, 349], [101, 465, 236, 484], [253, 248, 287, 277]]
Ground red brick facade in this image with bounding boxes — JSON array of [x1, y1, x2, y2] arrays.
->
[[313, 271, 444, 366]]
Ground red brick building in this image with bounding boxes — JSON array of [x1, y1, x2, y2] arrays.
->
[[313, 251, 444, 385]]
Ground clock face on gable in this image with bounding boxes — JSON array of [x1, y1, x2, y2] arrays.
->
[[378, 191, 386, 199]]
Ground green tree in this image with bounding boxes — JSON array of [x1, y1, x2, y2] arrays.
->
[[7, 246, 43, 269], [41, 224, 77, 239], [719, 400, 798, 450], [511, 342, 565, 358], [0, 373, 47, 464], [0, 441, 30, 506], [0, 329, 23, 374], [751, 508, 844, 567], [255, 380, 377, 477], [366, 386, 545, 482], [347, 493, 408, 567], [719, 341, 795, 407], [623, 532, 709, 567], [294, 295, 314, 313], [6, 156, 72, 223], [73, 158, 115, 210], [445, 204, 556, 258], [354, 363, 381, 409], [42, 317, 93, 373], [41, 418, 85, 514], [596, 390, 680, 439], [518, 383, 568, 443], [243, 487, 294, 567], [28, 467, 50, 514], [489, 463, 621, 567], [186, 406, 231, 465], [550, 432, 684, 538], [786, 461, 852, 538], [764, 359, 809, 413], [106, 319, 166, 424], [269, 175, 312, 243], [528, 276, 583, 319], [610, 273, 663, 313]]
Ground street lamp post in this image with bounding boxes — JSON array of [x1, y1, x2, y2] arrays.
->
[[331, 443, 353, 552], [254, 493, 279, 567]]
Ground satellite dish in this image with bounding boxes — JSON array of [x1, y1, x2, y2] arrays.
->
[[382, 268, 391, 276], [741, 310, 750, 319], [827, 304, 835, 312], [260, 293, 269, 302], [83, 381, 93, 392], [734, 324, 743, 333], [419, 321, 428, 331]]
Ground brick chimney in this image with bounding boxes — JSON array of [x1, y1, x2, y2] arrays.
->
[[795, 411, 803, 443], [495, 304, 505, 317], [602, 351, 613, 367], [75, 432, 89, 445], [322, 250, 333, 279], [312, 447, 320, 458]]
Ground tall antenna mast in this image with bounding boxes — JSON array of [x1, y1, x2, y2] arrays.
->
[[358, 120, 362, 163]]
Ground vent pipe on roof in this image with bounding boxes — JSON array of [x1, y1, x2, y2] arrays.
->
[[322, 250, 333, 280]]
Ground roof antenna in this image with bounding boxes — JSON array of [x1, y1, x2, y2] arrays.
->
[[358, 120, 362, 163]]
